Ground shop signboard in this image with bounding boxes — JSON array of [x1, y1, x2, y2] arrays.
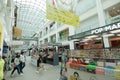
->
[[91, 22, 120, 34], [46, 0, 80, 28]]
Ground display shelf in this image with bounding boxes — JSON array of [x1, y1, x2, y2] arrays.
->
[[68, 48, 120, 75]]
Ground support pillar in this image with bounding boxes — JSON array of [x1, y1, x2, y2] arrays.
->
[[69, 26, 76, 50], [96, 0, 110, 48]]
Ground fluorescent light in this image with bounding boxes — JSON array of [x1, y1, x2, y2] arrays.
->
[[117, 34, 120, 36], [80, 41, 85, 42], [86, 35, 98, 38], [103, 34, 114, 37], [82, 38, 91, 42], [110, 29, 120, 33], [95, 37, 102, 40]]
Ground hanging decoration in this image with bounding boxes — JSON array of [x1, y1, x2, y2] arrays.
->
[[46, 0, 80, 28]]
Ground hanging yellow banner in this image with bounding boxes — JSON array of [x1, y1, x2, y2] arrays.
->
[[13, 26, 22, 37], [46, 0, 80, 28], [0, 23, 3, 50]]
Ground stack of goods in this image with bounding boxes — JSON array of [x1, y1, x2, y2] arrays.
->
[[95, 66, 104, 75], [114, 65, 120, 80], [86, 62, 97, 73]]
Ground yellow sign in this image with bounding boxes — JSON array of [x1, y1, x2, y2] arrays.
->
[[0, 23, 3, 51], [0, 23, 2, 32], [46, 1, 80, 28], [13, 26, 22, 37]]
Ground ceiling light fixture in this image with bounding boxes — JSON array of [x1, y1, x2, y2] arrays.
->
[[95, 37, 102, 40], [85, 35, 98, 38], [82, 38, 91, 42], [103, 34, 114, 37], [110, 29, 120, 33]]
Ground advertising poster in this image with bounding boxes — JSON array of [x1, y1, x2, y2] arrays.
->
[[46, 0, 80, 28]]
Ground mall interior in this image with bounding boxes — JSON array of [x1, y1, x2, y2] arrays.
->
[[0, 0, 120, 80]]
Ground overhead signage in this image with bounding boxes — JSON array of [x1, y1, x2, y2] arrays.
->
[[68, 21, 120, 41], [91, 22, 120, 34], [46, 0, 80, 28], [13, 26, 22, 37]]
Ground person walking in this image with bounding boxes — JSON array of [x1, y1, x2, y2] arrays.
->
[[10, 54, 21, 76], [36, 54, 42, 73], [0, 54, 5, 80], [19, 51, 26, 74]]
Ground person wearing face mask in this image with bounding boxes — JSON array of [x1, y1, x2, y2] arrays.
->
[[0, 54, 5, 80]]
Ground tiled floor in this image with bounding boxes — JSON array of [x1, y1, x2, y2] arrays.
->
[[6, 56, 60, 80], [5, 56, 116, 80]]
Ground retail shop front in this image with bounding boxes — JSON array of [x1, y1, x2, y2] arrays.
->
[[67, 21, 120, 80], [69, 21, 120, 49]]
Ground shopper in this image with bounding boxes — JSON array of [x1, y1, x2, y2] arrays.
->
[[36, 54, 42, 73], [41, 51, 47, 63], [19, 51, 26, 73], [60, 50, 67, 75], [0, 54, 5, 80], [10, 54, 21, 76]]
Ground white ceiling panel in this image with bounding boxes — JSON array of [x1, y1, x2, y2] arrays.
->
[[14, 0, 48, 39]]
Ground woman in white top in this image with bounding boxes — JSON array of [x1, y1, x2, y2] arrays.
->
[[10, 54, 21, 76], [19, 51, 26, 73]]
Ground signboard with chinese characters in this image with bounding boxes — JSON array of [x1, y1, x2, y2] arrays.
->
[[46, 0, 80, 28]]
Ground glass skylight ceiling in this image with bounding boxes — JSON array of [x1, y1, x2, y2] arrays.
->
[[14, 0, 49, 39]]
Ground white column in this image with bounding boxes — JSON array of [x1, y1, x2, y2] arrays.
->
[[96, 0, 110, 48], [48, 36, 50, 43], [69, 41, 74, 50], [69, 26, 76, 50], [56, 32, 59, 42], [102, 36, 110, 48]]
